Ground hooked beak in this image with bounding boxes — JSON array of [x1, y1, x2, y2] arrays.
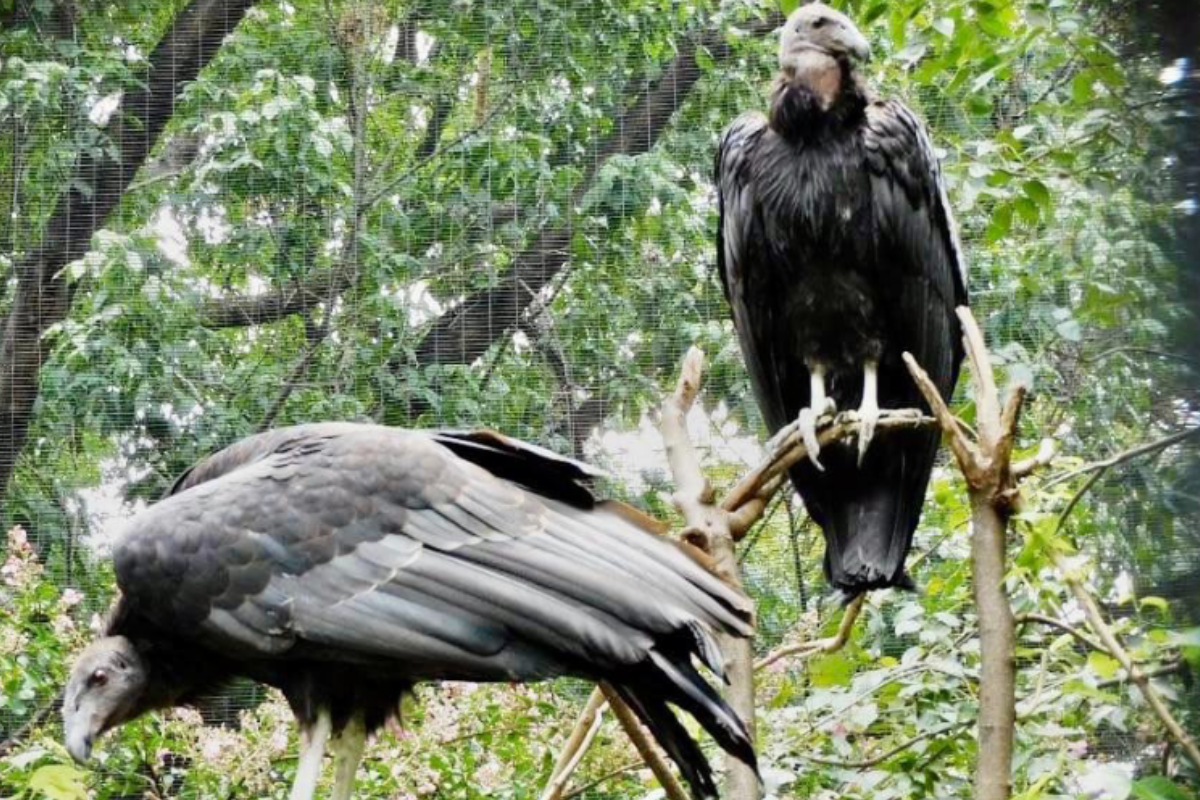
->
[[64, 708, 98, 763], [845, 28, 872, 62]]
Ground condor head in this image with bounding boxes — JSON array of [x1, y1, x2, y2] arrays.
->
[[779, 3, 872, 71], [62, 636, 148, 763]]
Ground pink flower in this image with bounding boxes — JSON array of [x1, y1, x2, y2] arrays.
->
[[61, 588, 84, 607], [7, 526, 29, 551]]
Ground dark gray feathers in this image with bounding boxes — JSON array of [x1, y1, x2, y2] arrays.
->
[[110, 422, 757, 799], [715, 77, 966, 595]]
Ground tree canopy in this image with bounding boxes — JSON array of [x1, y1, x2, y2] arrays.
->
[[1, 0, 1198, 798]]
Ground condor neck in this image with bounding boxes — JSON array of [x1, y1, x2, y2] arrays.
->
[[769, 55, 863, 141], [110, 605, 233, 715]]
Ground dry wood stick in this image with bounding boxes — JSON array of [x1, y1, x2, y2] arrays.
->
[[599, 684, 691, 800], [660, 347, 759, 800], [539, 689, 608, 800], [902, 307, 1046, 800], [1052, 554, 1200, 770], [755, 594, 866, 672]]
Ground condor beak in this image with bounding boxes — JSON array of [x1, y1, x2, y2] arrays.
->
[[846, 28, 872, 62], [65, 725, 94, 764], [63, 703, 99, 763]]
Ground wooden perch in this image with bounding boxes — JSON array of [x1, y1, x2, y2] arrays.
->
[[544, 347, 934, 800], [660, 347, 760, 800], [755, 594, 866, 672], [600, 684, 692, 800], [539, 689, 608, 800], [902, 306, 1051, 800]]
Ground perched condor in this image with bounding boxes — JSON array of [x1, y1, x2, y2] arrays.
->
[[715, 3, 968, 595], [62, 423, 757, 800]]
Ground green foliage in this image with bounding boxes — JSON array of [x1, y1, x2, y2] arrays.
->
[[2, 0, 1197, 797]]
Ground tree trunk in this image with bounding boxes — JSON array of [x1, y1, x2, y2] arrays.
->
[[0, 0, 257, 509]]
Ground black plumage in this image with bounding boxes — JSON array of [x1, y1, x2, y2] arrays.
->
[[62, 423, 757, 800], [715, 4, 968, 595]]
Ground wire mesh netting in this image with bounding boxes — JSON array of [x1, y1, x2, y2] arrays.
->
[[2, 0, 1199, 797]]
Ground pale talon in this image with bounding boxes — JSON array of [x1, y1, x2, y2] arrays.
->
[[856, 360, 881, 467], [798, 407, 824, 471], [856, 404, 879, 467]]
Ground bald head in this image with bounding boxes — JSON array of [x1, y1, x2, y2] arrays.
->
[[780, 3, 871, 71], [62, 636, 147, 763]]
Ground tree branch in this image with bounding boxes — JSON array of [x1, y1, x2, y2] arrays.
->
[[796, 720, 973, 769], [902, 307, 1049, 800], [539, 689, 608, 800], [1052, 554, 1200, 769], [659, 349, 760, 800], [1042, 427, 1200, 492], [755, 594, 866, 672], [1015, 612, 1112, 658], [0, 0, 258, 505], [599, 683, 691, 800]]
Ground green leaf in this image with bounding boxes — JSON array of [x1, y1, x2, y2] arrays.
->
[[809, 651, 855, 687], [1138, 596, 1170, 615], [1087, 651, 1120, 680], [1072, 72, 1095, 104], [1132, 777, 1196, 800], [986, 203, 1013, 242], [1023, 179, 1051, 209], [932, 17, 955, 37], [780, 0, 801, 15], [28, 765, 89, 800]]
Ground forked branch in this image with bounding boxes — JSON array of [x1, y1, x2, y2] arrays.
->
[[902, 306, 1050, 800]]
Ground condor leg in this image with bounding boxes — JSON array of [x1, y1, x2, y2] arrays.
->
[[330, 713, 367, 800], [797, 362, 837, 470], [289, 709, 332, 800], [856, 360, 880, 467]]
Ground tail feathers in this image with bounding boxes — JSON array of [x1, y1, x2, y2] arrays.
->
[[614, 685, 720, 800], [613, 645, 759, 800], [795, 427, 940, 595], [686, 620, 729, 683]]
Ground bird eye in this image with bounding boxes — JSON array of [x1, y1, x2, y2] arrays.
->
[[87, 669, 108, 688]]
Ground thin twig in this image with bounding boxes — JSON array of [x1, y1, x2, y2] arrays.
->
[[539, 691, 608, 800], [755, 594, 866, 672], [359, 85, 521, 212], [1015, 613, 1111, 658], [0, 693, 61, 757], [796, 720, 972, 769], [1052, 553, 1200, 770], [560, 761, 644, 800], [1042, 427, 1200, 491]]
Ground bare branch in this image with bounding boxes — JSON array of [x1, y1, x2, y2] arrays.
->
[[1053, 553, 1200, 770], [539, 689, 608, 800], [1015, 612, 1112, 658], [1042, 427, 1200, 491], [561, 761, 643, 800], [1012, 438, 1057, 478], [797, 720, 972, 769], [721, 410, 934, 529], [755, 593, 865, 672], [659, 347, 759, 800], [599, 684, 691, 800]]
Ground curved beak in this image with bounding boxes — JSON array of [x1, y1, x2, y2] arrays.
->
[[846, 28, 872, 62], [63, 707, 98, 763]]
